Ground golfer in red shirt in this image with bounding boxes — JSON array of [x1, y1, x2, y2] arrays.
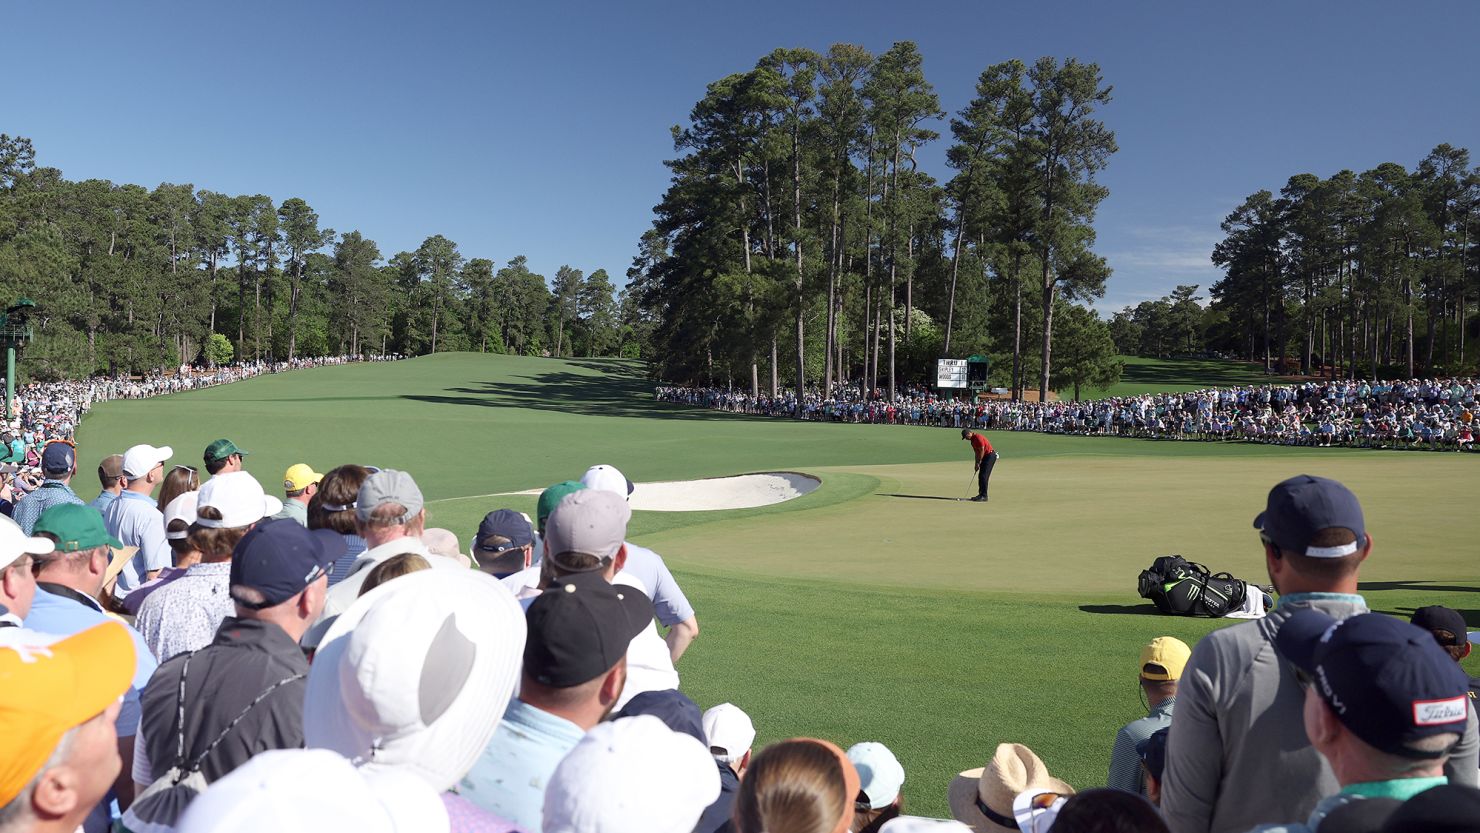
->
[[961, 429, 997, 502]]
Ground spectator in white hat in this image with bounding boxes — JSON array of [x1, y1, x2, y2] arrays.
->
[[103, 443, 173, 597], [316, 468, 432, 622], [134, 471, 282, 661], [177, 748, 449, 833], [461, 570, 652, 831], [695, 702, 757, 833], [579, 464, 700, 663], [0, 515, 53, 641], [304, 568, 525, 832], [539, 488, 678, 708], [543, 714, 720, 833], [850, 742, 907, 833]]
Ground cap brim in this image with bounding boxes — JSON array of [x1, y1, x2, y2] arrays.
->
[[262, 496, 285, 517], [104, 546, 137, 584], [1274, 609, 1340, 672], [1252, 511, 1266, 530]]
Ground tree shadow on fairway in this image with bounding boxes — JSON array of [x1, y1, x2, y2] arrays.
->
[[1358, 580, 1480, 595], [1370, 606, 1480, 628], [1079, 603, 1165, 616], [399, 370, 773, 422]]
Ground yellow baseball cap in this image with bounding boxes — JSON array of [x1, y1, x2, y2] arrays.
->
[[283, 464, 323, 493], [0, 622, 135, 805], [1139, 636, 1191, 681]]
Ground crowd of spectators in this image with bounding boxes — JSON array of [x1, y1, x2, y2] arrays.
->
[[0, 441, 1476, 833], [658, 377, 1480, 451]]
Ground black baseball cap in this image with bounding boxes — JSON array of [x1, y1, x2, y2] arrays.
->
[[615, 689, 705, 744], [1381, 783, 1480, 832], [1276, 611, 1471, 758], [475, 509, 533, 553], [1410, 606, 1470, 646], [1135, 727, 1170, 782], [1253, 474, 1366, 558], [40, 442, 75, 475], [524, 571, 653, 688], [229, 518, 347, 609]]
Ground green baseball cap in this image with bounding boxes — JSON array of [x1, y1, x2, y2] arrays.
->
[[204, 438, 248, 463], [33, 504, 123, 552], [536, 481, 586, 533]]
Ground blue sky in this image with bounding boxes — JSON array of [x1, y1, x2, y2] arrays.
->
[[5, 1, 1477, 312]]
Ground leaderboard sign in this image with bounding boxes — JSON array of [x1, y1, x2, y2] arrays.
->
[[936, 358, 969, 389]]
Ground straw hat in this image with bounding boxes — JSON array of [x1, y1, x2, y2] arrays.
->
[[947, 744, 1074, 833]]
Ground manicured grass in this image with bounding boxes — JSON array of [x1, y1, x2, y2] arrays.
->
[[75, 353, 1479, 817], [1072, 355, 1280, 399]]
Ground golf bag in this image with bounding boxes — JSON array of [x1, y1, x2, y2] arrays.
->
[[1137, 555, 1249, 618]]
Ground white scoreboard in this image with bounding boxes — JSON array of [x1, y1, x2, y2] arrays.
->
[[936, 358, 969, 389]]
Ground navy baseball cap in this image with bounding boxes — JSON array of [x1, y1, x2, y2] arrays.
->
[[615, 689, 706, 744], [229, 518, 347, 609], [475, 509, 533, 553], [40, 442, 75, 474], [1253, 474, 1366, 558], [1135, 727, 1170, 782], [1276, 611, 1471, 758]]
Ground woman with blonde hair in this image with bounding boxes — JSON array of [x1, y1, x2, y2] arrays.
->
[[734, 739, 861, 833]]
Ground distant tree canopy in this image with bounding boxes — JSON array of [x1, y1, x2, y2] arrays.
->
[[1114, 146, 1480, 378], [0, 133, 629, 381], [630, 45, 1121, 405]]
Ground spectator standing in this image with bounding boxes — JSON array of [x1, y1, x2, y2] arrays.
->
[[1409, 606, 1480, 702], [579, 464, 700, 663], [316, 468, 431, 621], [499, 480, 584, 601], [154, 465, 199, 514], [472, 509, 534, 578], [125, 520, 342, 833], [849, 742, 907, 833], [11, 442, 84, 534], [461, 569, 651, 830], [734, 738, 861, 833], [0, 622, 135, 833], [305, 568, 526, 832], [1138, 728, 1170, 807], [88, 454, 125, 514], [134, 472, 282, 661], [305, 464, 371, 586], [1162, 475, 1478, 833], [269, 464, 320, 526], [948, 743, 1074, 833], [122, 491, 201, 616], [25, 504, 158, 830], [1246, 611, 1473, 832], [696, 702, 757, 833], [104, 444, 173, 598], [1053, 790, 1169, 833], [202, 439, 246, 477], [1107, 636, 1189, 796], [0, 516, 53, 640]]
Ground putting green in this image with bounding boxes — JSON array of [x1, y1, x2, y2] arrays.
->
[[73, 353, 1479, 817]]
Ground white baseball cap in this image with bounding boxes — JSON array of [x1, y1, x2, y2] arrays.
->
[[702, 702, 756, 765], [304, 568, 526, 792], [121, 444, 172, 479], [880, 818, 973, 833], [543, 714, 720, 833], [849, 741, 906, 809], [0, 514, 54, 570], [162, 491, 200, 541], [177, 749, 449, 833], [194, 472, 283, 529], [579, 464, 634, 499]]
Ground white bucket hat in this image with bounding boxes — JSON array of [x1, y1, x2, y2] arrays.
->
[[304, 569, 526, 791], [177, 749, 448, 833]]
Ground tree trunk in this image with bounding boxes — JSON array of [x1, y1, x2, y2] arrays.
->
[[770, 338, 779, 398], [792, 107, 805, 418], [944, 208, 967, 356], [1038, 261, 1054, 402], [1011, 254, 1023, 400]]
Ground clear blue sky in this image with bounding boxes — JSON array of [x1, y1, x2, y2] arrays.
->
[[6, 0, 1477, 312]]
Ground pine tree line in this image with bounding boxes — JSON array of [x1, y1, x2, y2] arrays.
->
[[629, 43, 1123, 407], [0, 135, 639, 381]]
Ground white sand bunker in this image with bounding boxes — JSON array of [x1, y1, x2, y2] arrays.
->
[[504, 472, 820, 511]]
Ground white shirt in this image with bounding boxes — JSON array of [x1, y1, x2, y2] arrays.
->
[[607, 572, 680, 709], [317, 535, 432, 624]]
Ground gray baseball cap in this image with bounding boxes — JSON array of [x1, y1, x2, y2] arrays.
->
[[544, 489, 630, 570], [355, 469, 424, 524]]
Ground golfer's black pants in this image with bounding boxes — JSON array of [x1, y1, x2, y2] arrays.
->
[[977, 451, 997, 498]]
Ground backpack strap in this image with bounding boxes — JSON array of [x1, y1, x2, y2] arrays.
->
[[168, 654, 305, 783]]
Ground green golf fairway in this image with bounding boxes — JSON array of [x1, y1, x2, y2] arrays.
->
[[75, 354, 1479, 817]]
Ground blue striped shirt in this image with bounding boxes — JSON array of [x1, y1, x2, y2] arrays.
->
[[10, 480, 85, 534]]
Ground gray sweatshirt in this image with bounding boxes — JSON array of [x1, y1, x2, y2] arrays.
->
[[1160, 592, 1478, 833]]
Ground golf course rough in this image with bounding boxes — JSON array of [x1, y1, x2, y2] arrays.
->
[[75, 353, 1479, 817]]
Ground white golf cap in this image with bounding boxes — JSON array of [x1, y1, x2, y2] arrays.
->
[[579, 464, 634, 499], [702, 702, 756, 765], [121, 444, 172, 479], [194, 471, 283, 529], [304, 568, 526, 791], [880, 818, 973, 833], [849, 741, 906, 809], [162, 491, 200, 540], [0, 514, 54, 570], [177, 749, 449, 833], [543, 714, 720, 833]]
